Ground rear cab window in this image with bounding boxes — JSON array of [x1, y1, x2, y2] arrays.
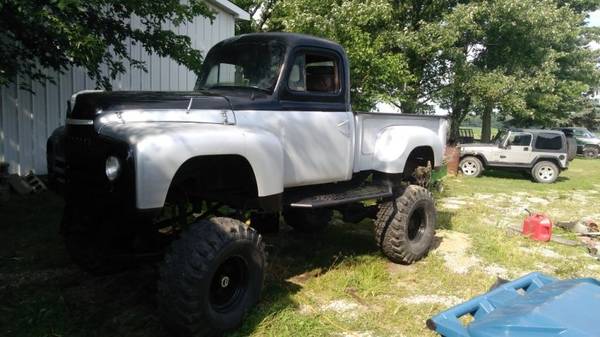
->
[[288, 53, 340, 93]]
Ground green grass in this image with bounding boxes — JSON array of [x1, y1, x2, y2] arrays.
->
[[2, 159, 600, 337]]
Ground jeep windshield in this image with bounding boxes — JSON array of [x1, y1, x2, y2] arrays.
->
[[195, 41, 286, 93]]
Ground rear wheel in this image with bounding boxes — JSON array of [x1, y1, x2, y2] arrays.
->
[[532, 161, 559, 184], [459, 156, 483, 177], [583, 146, 599, 159], [158, 217, 265, 337], [283, 208, 333, 232], [374, 185, 436, 264]]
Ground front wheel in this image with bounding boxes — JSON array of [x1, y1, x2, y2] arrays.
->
[[459, 156, 483, 177], [158, 217, 265, 337], [374, 185, 436, 264], [531, 161, 559, 184]]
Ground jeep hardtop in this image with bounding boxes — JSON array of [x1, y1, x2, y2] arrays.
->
[[459, 129, 569, 183], [47, 32, 447, 337]]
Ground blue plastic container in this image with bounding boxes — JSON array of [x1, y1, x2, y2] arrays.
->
[[428, 272, 600, 337]]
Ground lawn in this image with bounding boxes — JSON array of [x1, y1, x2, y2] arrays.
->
[[1, 158, 600, 337]]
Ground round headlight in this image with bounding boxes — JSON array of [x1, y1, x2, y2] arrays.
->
[[105, 156, 121, 181]]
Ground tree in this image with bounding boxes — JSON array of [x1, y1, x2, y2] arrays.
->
[[0, 0, 213, 90], [427, 0, 600, 141], [270, 0, 413, 110], [232, 0, 278, 34]]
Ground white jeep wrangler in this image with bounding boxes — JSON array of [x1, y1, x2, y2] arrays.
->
[[47, 33, 448, 336], [459, 129, 569, 183]]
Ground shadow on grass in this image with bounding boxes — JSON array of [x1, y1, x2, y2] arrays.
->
[[479, 169, 570, 183], [1, 193, 381, 337]]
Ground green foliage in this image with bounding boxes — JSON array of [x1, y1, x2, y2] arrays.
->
[[266, 0, 600, 131], [270, 0, 413, 110], [0, 0, 214, 90], [425, 0, 600, 137]]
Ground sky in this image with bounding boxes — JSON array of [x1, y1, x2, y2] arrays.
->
[[588, 10, 600, 26]]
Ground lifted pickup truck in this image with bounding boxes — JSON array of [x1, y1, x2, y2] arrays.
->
[[459, 129, 569, 183], [47, 33, 447, 337]]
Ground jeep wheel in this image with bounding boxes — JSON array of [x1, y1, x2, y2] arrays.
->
[[374, 185, 436, 264], [62, 205, 136, 275], [532, 161, 559, 184], [283, 208, 333, 232], [459, 156, 483, 177], [583, 147, 599, 159], [158, 217, 265, 337]]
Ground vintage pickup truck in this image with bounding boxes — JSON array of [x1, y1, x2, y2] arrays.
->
[[47, 33, 448, 337]]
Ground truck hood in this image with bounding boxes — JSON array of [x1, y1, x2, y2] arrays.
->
[[68, 90, 234, 125]]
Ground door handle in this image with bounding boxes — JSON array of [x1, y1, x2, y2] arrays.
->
[[524, 147, 529, 151], [500, 155, 507, 159]]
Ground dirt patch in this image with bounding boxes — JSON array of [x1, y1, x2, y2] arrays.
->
[[519, 246, 562, 259], [400, 294, 463, 307], [335, 332, 377, 337], [323, 299, 364, 319], [434, 230, 481, 274]]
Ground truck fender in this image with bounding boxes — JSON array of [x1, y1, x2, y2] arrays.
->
[[372, 125, 444, 174], [99, 123, 284, 210]]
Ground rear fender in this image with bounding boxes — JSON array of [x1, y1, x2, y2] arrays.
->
[[372, 126, 444, 173]]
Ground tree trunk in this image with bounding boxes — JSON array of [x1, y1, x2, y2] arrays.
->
[[481, 103, 492, 143]]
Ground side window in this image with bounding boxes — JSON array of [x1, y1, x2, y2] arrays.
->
[[287, 52, 340, 93], [535, 133, 563, 151], [509, 133, 532, 146], [573, 129, 586, 137]]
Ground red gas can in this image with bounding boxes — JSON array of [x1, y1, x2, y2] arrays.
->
[[522, 212, 552, 242]]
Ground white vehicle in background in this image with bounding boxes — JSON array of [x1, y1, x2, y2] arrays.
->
[[47, 33, 448, 337], [459, 129, 569, 183]]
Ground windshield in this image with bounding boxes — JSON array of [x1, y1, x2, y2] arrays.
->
[[195, 41, 286, 93]]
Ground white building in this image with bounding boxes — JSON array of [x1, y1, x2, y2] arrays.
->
[[0, 0, 249, 174]]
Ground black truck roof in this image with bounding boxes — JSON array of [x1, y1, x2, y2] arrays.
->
[[216, 32, 347, 55]]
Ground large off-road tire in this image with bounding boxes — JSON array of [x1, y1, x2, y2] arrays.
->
[[459, 156, 483, 177], [158, 217, 265, 337], [583, 146, 599, 159], [374, 185, 436, 264], [62, 205, 136, 275], [531, 161, 559, 184], [283, 208, 333, 232]]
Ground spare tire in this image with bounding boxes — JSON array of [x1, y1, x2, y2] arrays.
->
[[565, 136, 577, 161]]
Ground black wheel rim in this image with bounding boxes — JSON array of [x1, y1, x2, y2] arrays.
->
[[407, 207, 426, 242], [209, 256, 248, 313]]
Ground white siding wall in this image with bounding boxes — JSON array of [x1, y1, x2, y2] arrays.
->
[[0, 7, 235, 174]]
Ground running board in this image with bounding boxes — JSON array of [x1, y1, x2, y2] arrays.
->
[[288, 185, 393, 208]]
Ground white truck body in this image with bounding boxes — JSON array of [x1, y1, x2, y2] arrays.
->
[[95, 108, 447, 209]]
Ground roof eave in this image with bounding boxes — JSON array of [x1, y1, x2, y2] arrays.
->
[[206, 0, 251, 21]]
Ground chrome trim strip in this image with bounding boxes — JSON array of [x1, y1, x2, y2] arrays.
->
[[66, 118, 94, 125]]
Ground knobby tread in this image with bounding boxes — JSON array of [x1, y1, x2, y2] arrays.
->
[[157, 217, 265, 337], [374, 185, 436, 264]]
